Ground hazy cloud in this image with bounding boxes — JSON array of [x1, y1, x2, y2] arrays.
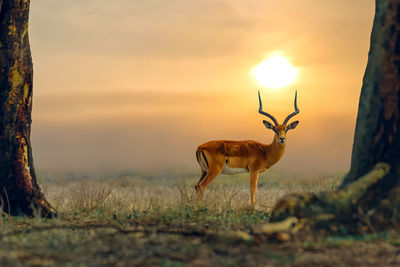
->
[[31, 0, 251, 58]]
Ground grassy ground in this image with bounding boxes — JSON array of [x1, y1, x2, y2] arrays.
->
[[0, 170, 399, 266]]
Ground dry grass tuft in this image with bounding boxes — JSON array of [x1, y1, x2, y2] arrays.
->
[[69, 182, 113, 212]]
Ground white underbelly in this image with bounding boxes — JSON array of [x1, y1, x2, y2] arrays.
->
[[221, 165, 249, 175]]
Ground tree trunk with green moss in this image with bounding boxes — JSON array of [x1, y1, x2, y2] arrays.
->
[[270, 0, 400, 232], [0, 0, 55, 217]]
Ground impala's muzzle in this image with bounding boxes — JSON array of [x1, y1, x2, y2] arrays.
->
[[279, 137, 285, 144]]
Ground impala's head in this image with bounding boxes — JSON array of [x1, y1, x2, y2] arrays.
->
[[258, 90, 300, 145]]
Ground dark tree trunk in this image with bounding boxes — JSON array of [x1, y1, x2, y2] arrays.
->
[[269, 0, 400, 232], [341, 0, 400, 187], [0, 0, 55, 217]]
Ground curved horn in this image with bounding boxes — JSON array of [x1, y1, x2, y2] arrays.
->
[[283, 90, 299, 125], [258, 90, 278, 126]]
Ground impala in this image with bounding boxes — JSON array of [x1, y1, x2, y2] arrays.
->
[[195, 90, 300, 206]]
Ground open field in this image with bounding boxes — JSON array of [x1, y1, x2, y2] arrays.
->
[[0, 170, 399, 266]]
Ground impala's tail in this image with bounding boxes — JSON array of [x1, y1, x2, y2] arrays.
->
[[196, 148, 209, 172]]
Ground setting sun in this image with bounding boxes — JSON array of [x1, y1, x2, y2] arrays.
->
[[252, 53, 298, 88]]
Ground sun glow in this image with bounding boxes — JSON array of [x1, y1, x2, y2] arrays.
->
[[252, 53, 298, 89]]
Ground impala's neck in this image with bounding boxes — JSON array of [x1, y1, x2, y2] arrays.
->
[[265, 136, 286, 167]]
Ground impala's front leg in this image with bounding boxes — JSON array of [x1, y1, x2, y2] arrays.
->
[[249, 171, 259, 207]]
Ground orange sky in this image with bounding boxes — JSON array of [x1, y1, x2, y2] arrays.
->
[[29, 0, 375, 174]]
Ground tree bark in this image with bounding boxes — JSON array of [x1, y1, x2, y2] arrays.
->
[[269, 0, 400, 232], [0, 0, 55, 217]]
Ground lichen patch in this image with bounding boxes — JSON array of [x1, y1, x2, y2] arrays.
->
[[8, 62, 24, 89]]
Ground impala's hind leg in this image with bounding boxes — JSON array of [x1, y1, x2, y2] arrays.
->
[[196, 166, 223, 200], [195, 149, 224, 200], [196, 169, 207, 185], [195, 170, 206, 197]]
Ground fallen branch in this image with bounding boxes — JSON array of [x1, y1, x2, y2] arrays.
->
[[271, 163, 391, 222]]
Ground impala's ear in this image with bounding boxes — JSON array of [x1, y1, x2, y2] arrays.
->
[[286, 121, 299, 131], [263, 120, 275, 130]]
